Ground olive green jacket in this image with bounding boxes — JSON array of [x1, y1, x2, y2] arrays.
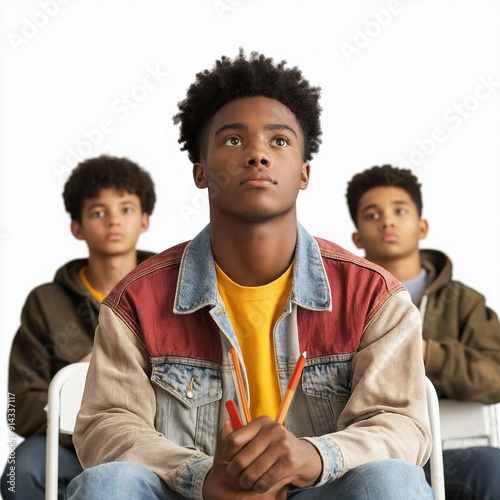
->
[[420, 249, 500, 404], [7, 251, 154, 447]]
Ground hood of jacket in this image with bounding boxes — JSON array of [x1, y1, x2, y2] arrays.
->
[[420, 248, 453, 298]]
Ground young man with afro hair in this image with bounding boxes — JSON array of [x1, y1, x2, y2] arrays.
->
[[67, 51, 434, 499], [1, 155, 156, 500], [346, 163, 500, 500]]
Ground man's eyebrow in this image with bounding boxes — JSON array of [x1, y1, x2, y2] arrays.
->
[[214, 123, 248, 136], [85, 198, 137, 211], [360, 203, 379, 213], [264, 123, 297, 137], [86, 202, 106, 211], [360, 200, 410, 213], [214, 123, 298, 138], [118, 197, 138, 204]]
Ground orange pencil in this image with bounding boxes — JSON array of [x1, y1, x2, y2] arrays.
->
[[275, 351, 307, 425], [228, 347, 251, 424]]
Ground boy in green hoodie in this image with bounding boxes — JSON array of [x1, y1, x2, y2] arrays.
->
[[346, 163, 500, 499], [1, 154, 156, 500]]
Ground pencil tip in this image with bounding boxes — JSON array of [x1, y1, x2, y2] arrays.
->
[[302, 350, 307, 357]]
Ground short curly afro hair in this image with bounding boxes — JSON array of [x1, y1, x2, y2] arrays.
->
[[173, 49, 322, 163], [63, 154, 156, 222], [346, 164, 423, 228]]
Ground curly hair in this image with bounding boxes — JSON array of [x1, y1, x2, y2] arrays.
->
[[63, 155, 156, 221], [346, 164, 423, 227], [173, 49, 322, 163]]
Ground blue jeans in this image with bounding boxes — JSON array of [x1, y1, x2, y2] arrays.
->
[[424, 446, 500, 500], [1, 435, 83, 500], [66, 459, 433, 499]]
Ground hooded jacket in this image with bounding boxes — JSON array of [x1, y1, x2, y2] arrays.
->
[[419, 249, 500, 404], [7, 251, 154, 447]]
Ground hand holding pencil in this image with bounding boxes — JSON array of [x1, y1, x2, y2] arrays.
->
[[214, 349, 321, 498]]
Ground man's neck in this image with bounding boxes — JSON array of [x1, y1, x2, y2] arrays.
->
[[210, 217, 297, 287], [368, 253, 421, 282], [85, 251, 138, 296]]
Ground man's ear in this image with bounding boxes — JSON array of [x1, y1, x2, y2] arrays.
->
[[419, 218, 429, 240], [140, 213, 150, 233], [193, 162, 208, 189], [70, 220, 85, 240], [299, 162, 310, 190], [352, 231, 364, 249]]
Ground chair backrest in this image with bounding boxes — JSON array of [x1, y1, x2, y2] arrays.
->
[[439, 399, 500, 450], [491, 404, 500, 447], [45, 362, 89, 500], [425, 377, 446, 500]]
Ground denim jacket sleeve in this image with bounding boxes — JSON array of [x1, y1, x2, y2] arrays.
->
[[73, 305, 212, 499], [302, 290, 432, 486]]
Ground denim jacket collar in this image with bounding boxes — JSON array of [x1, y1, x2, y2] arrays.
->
[[174, 222, 332, 314]]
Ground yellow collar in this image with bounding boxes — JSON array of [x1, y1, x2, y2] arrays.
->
[[79, 267, 106, 302]]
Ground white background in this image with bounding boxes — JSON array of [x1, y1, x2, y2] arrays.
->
[[1, 0, 500, 478]]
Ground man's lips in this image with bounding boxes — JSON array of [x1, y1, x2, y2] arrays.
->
[[107, 233, 123, 241], [240, 171, 276, 185], [382, 233, 398, 242]]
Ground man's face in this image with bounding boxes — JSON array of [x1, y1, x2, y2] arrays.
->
[[352, 186, 428, 262], [193, 96, 310, 224], [71, 187, 149, 257]]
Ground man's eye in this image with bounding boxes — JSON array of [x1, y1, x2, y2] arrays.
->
[[366, 213, 379, 220], [396, 209, 408, 215], [273, 137, 288, 147], [91, 210, 106, 218], [225, 137, 241, 146]]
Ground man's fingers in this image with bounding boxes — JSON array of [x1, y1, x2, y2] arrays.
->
[[213, 420, 233, 465]]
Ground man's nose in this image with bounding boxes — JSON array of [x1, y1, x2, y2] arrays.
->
[[245, 142, 271, 167], [381, 215, 395, 229], [107, 211, 121, 226]]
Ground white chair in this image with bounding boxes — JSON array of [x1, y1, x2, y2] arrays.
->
[[425, 377, 446, 500], [490, 404, 500, 447], [42, 365, 445, 499], [45, 362, 89, 500], [439, 399, 500, 450]]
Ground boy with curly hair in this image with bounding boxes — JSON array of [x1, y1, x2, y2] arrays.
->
[[346, 163, 500, 499], [1, 155, 156, 500], [67, 52, 433, 499]]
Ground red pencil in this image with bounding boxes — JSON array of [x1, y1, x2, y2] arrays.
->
[[275, 351, 307, 425], [225, 400, 243, 430]]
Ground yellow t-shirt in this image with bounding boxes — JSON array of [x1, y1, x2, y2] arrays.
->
[[216, 262, 293, 420], [79, 267, 106, 303]]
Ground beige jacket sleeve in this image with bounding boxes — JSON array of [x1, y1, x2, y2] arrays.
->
[[73, 305, 212, 497], [304, 290, 432, 485]]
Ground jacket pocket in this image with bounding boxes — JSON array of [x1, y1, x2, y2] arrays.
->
[[301, 354, 353, 435], [151, 358, 222, 455]]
